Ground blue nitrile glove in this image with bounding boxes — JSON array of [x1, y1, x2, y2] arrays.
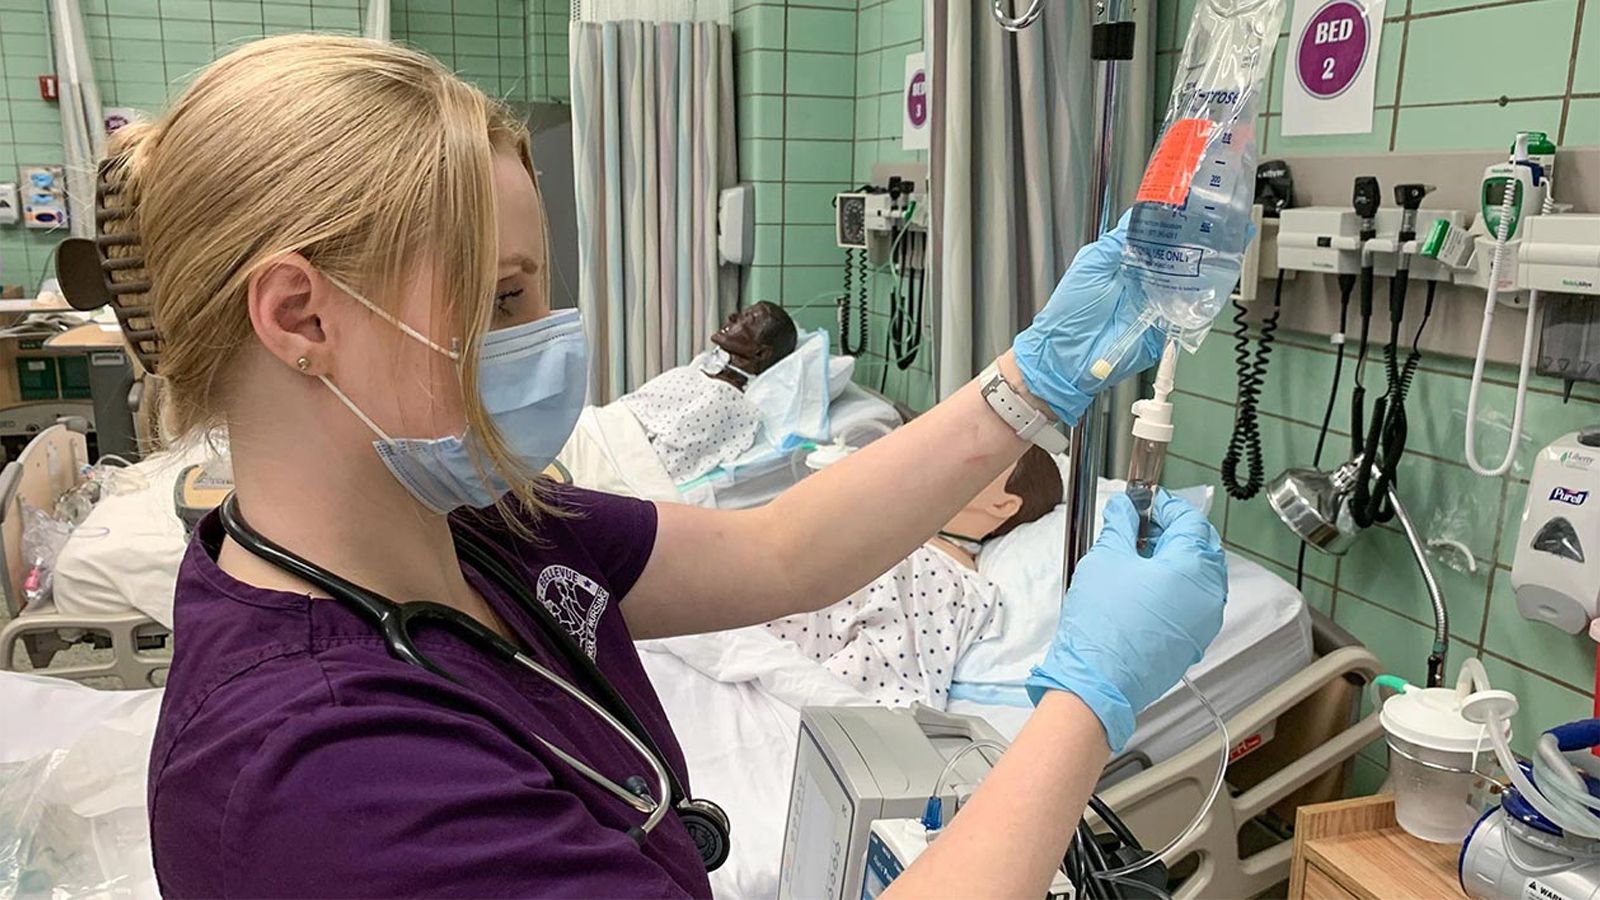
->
[[1025, 490, 1228, 752], [1011, 211, 1165, 424]]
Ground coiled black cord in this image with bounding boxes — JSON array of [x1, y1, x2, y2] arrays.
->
[[837, 249, 868, 357], [1220, 272, 1284, 500], [1363, 279, 1436, 516]]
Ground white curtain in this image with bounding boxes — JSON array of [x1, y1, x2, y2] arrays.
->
[[931, 0, 1154, 398], [570, 10, 736, 403], [48, 0, 103, 241], [576, 0, 730, 23]]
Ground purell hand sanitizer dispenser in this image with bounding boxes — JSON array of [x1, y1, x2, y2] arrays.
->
[[1511, 427, 1600, 634]]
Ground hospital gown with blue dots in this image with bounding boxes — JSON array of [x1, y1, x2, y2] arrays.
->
[[762, 544, 1004, 708], [619, 367, 764, 484]]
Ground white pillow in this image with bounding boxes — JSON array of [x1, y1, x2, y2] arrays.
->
[[743, 329, 832, 451], [826, 356, 855, 399], [953, 480, 1215, 687]]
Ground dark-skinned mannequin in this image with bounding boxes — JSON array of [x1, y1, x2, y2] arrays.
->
[[703, 301, 798, 390]]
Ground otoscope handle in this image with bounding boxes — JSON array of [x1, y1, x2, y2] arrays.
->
[[1350, 384, 1366, 457], [1389, 270, 1410, 325], [1358, 262, 1375, 320]]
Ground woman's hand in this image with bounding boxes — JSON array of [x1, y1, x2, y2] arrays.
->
[[1011, 213, 1165, 424], [1025, 490, 1227, 751]]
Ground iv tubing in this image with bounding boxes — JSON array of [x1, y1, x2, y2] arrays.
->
[[933, 740, 1009, 801], [1072, 344, 1227, 881], [1465, 138, 1548, 477], [1095, 674, 1230, 878]]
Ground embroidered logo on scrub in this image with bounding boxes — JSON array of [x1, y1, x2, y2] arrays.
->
[[536, 565, 609, 659]]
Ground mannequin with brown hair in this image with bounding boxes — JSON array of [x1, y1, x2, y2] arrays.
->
[[762, 446, 1063, 706]]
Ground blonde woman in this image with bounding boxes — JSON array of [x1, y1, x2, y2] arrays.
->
[[125, 35, 1226, 897]]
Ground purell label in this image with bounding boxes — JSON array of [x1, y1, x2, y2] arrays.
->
[[1550, 487, 1589, 506]]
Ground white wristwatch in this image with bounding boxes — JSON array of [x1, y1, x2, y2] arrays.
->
[[977, 363, 1068, 454]]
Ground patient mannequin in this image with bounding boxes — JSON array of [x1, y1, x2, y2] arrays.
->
[[762, 446, 1063, 706], [620, 301, 800, 483], [702, 301, 798, 390]]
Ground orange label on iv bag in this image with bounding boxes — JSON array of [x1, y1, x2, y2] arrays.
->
[[1135, 118, 1216, 206]]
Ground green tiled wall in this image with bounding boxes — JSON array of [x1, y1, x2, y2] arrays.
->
[[1152, 0, 1597, 785], [524, 0, 568, 103], [1156, 0, 1600, 153], [393, 0, 526, 102], [850, 0, 931, 409], [0, 0, 61, 290], [732, 0, 933, 410], [1166, 333, 1598, 770], [0, 0, 564, 291]]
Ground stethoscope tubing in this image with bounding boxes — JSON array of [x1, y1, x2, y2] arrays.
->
[[216, 494, 672, 840]]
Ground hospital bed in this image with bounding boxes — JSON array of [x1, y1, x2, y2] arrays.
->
[[0, 424, 170, 688], [681, 383, 900, 508], [632, 488, 1383, 898], [559, 350, 903, 508]]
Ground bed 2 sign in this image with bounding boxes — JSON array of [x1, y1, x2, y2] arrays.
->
[[1281, 0, 1384, 136]]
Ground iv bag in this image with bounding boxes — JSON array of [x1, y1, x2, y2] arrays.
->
[[1121, 0, 1285, 351]]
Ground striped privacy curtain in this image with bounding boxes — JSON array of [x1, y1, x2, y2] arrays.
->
[[570, 12, 737, 403]]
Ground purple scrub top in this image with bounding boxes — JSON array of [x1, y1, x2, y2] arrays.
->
[[148, 487, 713, 898]]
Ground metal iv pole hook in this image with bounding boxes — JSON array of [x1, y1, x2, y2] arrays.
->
[[993, 0, 1049, 30]]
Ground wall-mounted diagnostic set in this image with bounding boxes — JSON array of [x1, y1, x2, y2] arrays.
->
[[834, 177, 929, 388]]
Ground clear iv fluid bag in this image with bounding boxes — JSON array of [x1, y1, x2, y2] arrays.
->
[[1122, 0, 1285, 349]]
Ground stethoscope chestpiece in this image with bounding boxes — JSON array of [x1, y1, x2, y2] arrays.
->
[[677, 797, 732, 872]]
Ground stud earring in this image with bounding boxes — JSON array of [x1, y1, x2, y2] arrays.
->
[[296, 357, 310, 373]]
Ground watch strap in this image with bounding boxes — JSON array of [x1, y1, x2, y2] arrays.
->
[[978, 363, 1068, 454]]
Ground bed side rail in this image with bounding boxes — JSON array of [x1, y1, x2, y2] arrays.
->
[[1096, 642, 1384, 900], [0, 608, 169, 688]]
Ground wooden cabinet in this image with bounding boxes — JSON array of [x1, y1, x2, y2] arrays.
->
[[1289, 795, 1466, 900]]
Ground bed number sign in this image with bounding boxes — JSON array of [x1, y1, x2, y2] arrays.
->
[[902, 53, 929, 152], [1281, 0, 1385, 136]]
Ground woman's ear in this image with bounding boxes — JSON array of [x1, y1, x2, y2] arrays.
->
[[247, 254, 326, 374]]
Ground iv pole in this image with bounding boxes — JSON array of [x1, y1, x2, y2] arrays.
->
[[996, 0, 1138, 573]]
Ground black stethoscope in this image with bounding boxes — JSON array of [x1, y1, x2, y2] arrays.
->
[[217, 494, 731, 872]]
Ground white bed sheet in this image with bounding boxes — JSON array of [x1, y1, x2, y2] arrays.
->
[[636, 641, 827, 900], [693, 384, 900, 509]]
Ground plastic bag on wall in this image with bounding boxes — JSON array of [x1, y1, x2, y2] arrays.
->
[[1410, 410, 1534, 575]]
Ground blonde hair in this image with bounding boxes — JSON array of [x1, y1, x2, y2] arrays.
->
[[101, 34, 554, 519]]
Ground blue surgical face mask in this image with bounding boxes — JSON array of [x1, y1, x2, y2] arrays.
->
[[319, 276, 588, 514]]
